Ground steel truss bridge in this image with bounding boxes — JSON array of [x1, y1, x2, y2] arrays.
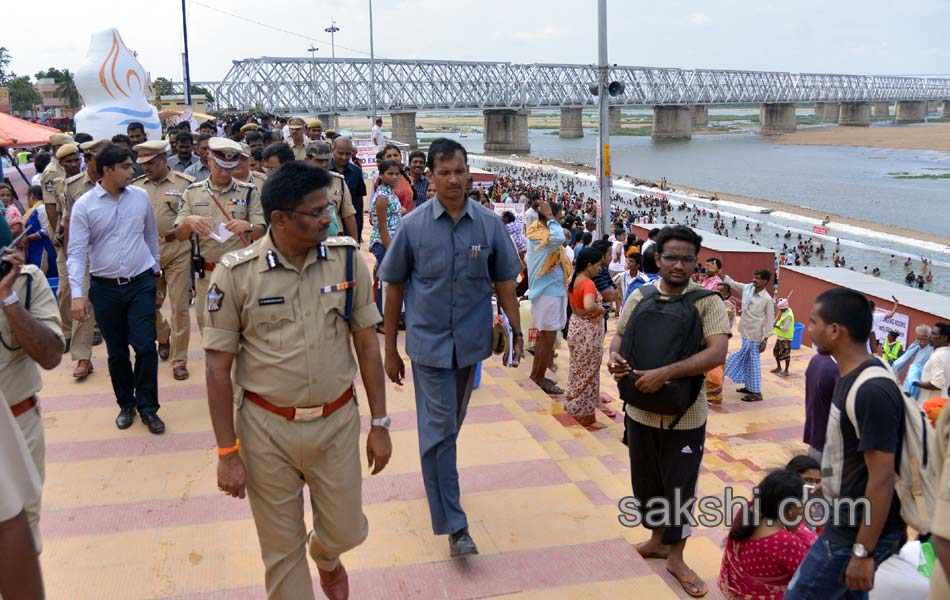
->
[[177, 57, 950, 114]]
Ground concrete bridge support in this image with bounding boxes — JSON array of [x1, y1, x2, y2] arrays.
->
[[759, 103, 797, 134], [317, 113, 339, 131], [896, 101, 927, 124], [559, 107, 584, 138], [839, 102, 871, 126], [690, 105, 709, 128], [484, 109, 531, 153], [929, 101, 940, 114], [651, 106, 692, 139], [608, 106, 622, 131], [390, 112, 418, 149], [813, 102, 840, 121], [942, 100, 950, 119], [872, 102, 891, 118]]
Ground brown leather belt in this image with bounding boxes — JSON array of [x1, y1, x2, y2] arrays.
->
[[11, 396, 37, 418], [163, 233, 177, 243], [204, 262, 216, 272], [245, 388, 354, 422]]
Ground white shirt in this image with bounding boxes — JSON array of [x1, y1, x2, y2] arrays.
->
[[919, 346, 950, 404], [66, 183, 160, 298], [608, 237, 625, 272], [371, 124, 384, 147], [524, 207, 539, 228], [642, 239, 656, 254]]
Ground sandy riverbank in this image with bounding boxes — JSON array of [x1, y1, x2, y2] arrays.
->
[[498, 155, 949, 246], [772, 122, 950, 152]]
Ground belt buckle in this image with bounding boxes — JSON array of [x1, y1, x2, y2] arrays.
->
[[293, 406, 323, 421], [117, 276, 132, 286]]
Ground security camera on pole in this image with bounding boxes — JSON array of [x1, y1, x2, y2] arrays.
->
[[591, 0, 625, 238]]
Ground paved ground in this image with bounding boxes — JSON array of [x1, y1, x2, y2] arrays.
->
[[37, 296, 812, 599]]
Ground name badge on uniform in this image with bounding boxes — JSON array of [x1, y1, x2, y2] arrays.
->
[[194, 201, 209, 207], [207, 284, 224, 312], [320, 281, 357, 294], [259, 297, 285, 305], [164, 190, 183, 196]]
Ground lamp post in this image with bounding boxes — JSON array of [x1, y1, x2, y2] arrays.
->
[[307, 45, 318, 113], [596, 0, 611, 239], [325, 20, 340, 127], [369, 0, 377, 121], [181, 0, 192, 107]]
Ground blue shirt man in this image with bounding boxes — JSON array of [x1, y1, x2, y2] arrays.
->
[[526, 218, 566, 301], [378, 138, 522, 557]]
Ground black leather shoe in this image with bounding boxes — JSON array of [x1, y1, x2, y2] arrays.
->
[[93, 331, 103, 346], [115, 407, 136, 430], [141, 412, 166, 435], [449, 528, 479, 558]]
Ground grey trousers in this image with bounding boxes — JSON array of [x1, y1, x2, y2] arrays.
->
[[411, 360, 477, 536]]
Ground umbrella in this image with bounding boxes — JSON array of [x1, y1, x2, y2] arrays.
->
[[0, 113, 63, 147]]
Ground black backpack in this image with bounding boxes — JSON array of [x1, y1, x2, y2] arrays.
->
[[618, 285, 716, 427]]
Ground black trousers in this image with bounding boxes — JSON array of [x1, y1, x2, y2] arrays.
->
[[89, 272, 160, 415], [625, 415, 705, 545]]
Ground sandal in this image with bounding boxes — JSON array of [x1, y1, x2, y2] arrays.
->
[[740, 394, 763, 403], [599, 406, 619, 418], [538, 379, 564, 396], [635, 544, 670, 560], [575, 414, 607, 430], [666, 567, 707, 597], [736, 387, 751, 394]]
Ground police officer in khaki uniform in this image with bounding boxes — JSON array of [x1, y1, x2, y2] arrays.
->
[[41, 132, 73, 229], [205, 162, 392, 600], [306, 118, 324, 141], [59, 139, 108, 380], [174, 138, 266, 332], [304, 142, 357, 239], [0, 243, 65, 554], [233, 143, 268, 191], [132, 140, 195, 381], [287, 116, 308, 160]]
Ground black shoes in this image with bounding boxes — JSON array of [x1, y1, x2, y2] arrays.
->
[[93, 332, 103, 346], [115, 407, 136, 429], [449, 528, 479, 558], [141, 413, 166, 435]]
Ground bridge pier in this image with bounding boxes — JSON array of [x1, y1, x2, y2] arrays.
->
[[317, 113, 339, 131], [690, 105, 708, 128], [839, 102, 871, 126], [943, 100, 950, 119], [759, 103, 797, 134], [929, 101, 940, 114], [651, 106, 692, 139], [814, 102, 840, 121], [608, 106, 622, 131], [872, 102, 891, 118], [390, 112, 418, 149], [559, 107, 584, 138], [484, 109, 531, 153], [895, 101, 927, 124]]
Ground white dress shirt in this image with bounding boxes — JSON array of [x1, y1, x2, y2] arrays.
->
[[919, 346, 950, 404], [66, 183, 160, 299]]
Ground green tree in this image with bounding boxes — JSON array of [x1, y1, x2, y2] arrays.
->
[[34, 67, 67, 82], [56, 69, 81, 108], [190, 84, 214, 107], [0, 47, 14, 86], [9, 76, 41, 113], [151, 76, 175, 103]]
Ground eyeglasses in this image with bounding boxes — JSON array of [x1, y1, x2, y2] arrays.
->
[[659, 254, 697, 265], [802, 477, 821, 485], [282, 207, 329, 220]]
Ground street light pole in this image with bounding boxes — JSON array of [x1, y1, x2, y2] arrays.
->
[[325, 20, 340, 127], [369, 0, 377, 121], [181, 0, 192, 107], [596, 0, 611, 239], [308, 45, 318, 113]]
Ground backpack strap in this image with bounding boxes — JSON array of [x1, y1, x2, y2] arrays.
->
[[843, 358, 898, 439], [334, 245, 356, 323], [683, 289, 718, 304]]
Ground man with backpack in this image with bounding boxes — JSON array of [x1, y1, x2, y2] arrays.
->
[[608, 225, 730, 598], [786, 289, 910, 599]]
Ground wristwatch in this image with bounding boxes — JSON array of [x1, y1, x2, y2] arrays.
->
[[370, 415, 391, 430], [852, 543, 870, 558], [1, 291, 19, 307]]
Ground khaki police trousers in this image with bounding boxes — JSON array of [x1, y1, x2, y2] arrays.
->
[[56, 253, 95, 362], [194, 272, 211, 333], [155, 244, 191, 368], [15, 404, 45, 554], [236, 398, 367, 600]]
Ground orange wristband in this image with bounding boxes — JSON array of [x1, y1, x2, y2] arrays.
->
[[217, 438, 240, 457]]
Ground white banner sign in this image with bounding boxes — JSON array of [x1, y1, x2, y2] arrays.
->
[[493, 201, 525, 228], [873, 310, 910, 347]]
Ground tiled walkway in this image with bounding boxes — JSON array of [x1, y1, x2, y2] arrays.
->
[[37, 301, 812, 598]]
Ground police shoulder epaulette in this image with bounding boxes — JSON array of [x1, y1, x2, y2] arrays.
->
[[234, 179, 255, 189], [328, 170, 344, 180], [131, 174, 147, 183], [186, 180, 205, 189], [65, 172, 85, 185], [174, 171, 195, 184], [218, 245, 260, 269], [324, 236, 358, 249]]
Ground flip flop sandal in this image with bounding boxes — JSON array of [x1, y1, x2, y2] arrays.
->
[[736, 387, 751, 394], [540, 379, 564, 396], [666, 567, 708, 598], [635, 546, 670, 560], [740, 394, 763, 403]]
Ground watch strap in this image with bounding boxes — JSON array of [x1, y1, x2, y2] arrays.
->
[[2, 291, 19, 307]]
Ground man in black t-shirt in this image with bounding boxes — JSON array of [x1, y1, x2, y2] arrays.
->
[[786, 289, 906, 600]]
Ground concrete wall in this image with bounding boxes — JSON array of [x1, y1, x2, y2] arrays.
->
[[759, 103, 797, 134], [483, 109, 531, 153], [691, 105, 709, 129], [390, 112, 418, 149], [839, 102, 871, 127], [651, 106, 692, 139], [872, 102, 891, 118], [778, 269, 940, 348], [896, 101, 927, 124], [559, 107, 583, 138]]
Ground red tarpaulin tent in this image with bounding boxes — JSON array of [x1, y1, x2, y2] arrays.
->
[[0, 113, 63, 147]]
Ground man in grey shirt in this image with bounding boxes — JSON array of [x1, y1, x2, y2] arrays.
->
[[379, 138, 523, 558], [183, 133, 212, 182], [67, 144, 164, 434]]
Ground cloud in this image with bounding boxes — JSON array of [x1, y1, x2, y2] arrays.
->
[[510, 25, 564, 42], [688, 12, 710, 26]]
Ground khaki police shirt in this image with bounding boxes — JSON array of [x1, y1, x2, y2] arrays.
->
[[0, 389, 43, 522], [133, 169, 193, 259], [202, 233, 380, 407], [40, 158, 64, 208], [616, 279, 731, 430], [174, 178, 265, 263], [291, 141, 308, 161], [329, 171, 356, 221], [0, 266, 64, 405], [63, 172, 96, 226]]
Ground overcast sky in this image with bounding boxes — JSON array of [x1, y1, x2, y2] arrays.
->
[[3, 0, 947, 82]]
